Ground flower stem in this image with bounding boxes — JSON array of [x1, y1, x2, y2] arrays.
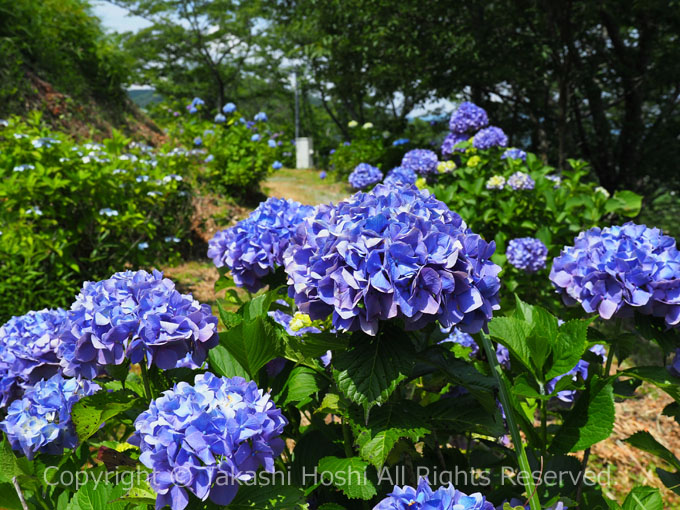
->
[[342, 418, 354, 458], [140, 360, 153, 402], [481, 332, 542, 510]]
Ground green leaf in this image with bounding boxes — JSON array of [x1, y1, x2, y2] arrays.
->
[[216, 298, 243, 330], [425, 394, 506, 437], [317, 456, 377, 500], [71, 390, 144, 442], [620, 366, 680, 403], [219, 479, 306, 509], [283, 330, 349, 362], [280, 366, 323, 406], [624, 431, 680, 471], [488, 317, 534, 373], [117, 469, 156, 504], [550, 375, 615, 453], [333, 333, 414, 415], [0, 438, 21, 483], [350, 402, 430, 469], [621, 486, 663, 510], [66, 480, 128, 510], [546, 319, 589, 380], [208, 344, 250, 379], [219, 316, 280, 377], [605, 190, 642, 217]]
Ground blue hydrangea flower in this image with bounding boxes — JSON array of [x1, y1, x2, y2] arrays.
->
[[0, 309, 68, 407], [375, 477, 494, 510], [449, 102, 489, 134], [284, 184, 501, 335], [507, 172, 535, 190], [193, 137, 202, 146], [439, 328, 479, 358], [319, 171, 327, 179], [214, 113, 226, 123], [473, 126, 508, 150], [129, 373, 287, 510], [349, 163, 383, 190], [392, 138, 410, 146], [383, 166, 417, 186], [550, 223, 680, 325], [207, 198, 315, 292], [251, 134, 260, 142], [267, 139, 276, 148], [546, 345, 606, 403], [58, 270, 218, 378], [254, 112, 268, 122], [187, 97, 204, 114], [1, 374, 99, 459], [401, 149, 439, 175], [669, 349, 680, 377], [441, 133, 469, 157], [546, 174, 562, 188], [222, 102, 236, 114], [496, 344, 510, 369], [507, 237, 548, 273], [272, 160, 283, 170], [501, 148, 527, 161]]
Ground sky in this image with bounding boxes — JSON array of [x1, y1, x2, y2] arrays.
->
[[91, 1, 151, 33]]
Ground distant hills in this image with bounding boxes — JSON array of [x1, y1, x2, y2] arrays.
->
[[128, 89, 163, 108]]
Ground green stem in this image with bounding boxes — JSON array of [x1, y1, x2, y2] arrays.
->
[[539, 383, 548, 455], [482, 333, 542, 510], [140, 361, 153, 403], [604, 319, 621, 376], [342, 419, 354, 458]]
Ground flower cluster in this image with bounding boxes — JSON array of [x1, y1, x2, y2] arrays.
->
[[507, 171, 535, 190], [437, 161, 456, 173], [383, 166, 417, 186], [58, 270, 218, 378], [0, 309, 68, 407], [207, 197, 315, 291], [374, 478, 494, 510], [502, 148, 527, 161], [507, 237, 548, 273], [473, 126, 508, 150], [268, 310, 321, 337], [1, 374, 100, 459], [401, 149, 439, 175], [349, 163, 383, 190], [546, 345, 606, 403], [129, 373, 287, 510], [546, 174, 562, 188], [441, 133, 468, 158], [550, 223, 680, 325], [284, 184, 501, 335], [449, 102, 489, 134], [486, 175, 506, 190]]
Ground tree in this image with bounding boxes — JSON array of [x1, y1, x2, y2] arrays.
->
[[115, 0, 279, 112]]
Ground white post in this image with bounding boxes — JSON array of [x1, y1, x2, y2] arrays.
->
[[296, 137, 313, 169]]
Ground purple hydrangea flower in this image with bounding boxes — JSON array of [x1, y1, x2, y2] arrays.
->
[[129, 373, 287, 510], [501, 148, 527, 161], [507, 171, 535, 190], [349, 163, 383, 190], [507, 237, 548, 273], [546, 345, 606, 403], [1, 374, 99, 459], [284, 184, 501, 335], [401, 149, 439, 175], [58, 270, 218, 378], [375, 477, 494, 510], [449, 102, 489, 134], [441, 133, 469, 158], [0, 309, 67, 407], [383, 166, 417, 186], [546, 174, 562, 188], [472, 126, 508, 150], [439, 328, 479, 358], [222, 102, 236, 114], [496, 344, 511, 369], [550, 223, 680, 325], [319, 171, 327, 179], [207, 198, 315, 292]]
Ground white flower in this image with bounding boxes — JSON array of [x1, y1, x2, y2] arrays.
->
[[362, 122, 374, 129], [595, 186, 610, 198], [347, 120, 358, 128]]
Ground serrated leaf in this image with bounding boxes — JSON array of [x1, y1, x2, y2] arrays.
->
[[546, 319, 589, 380], [317, 456, 376, 500], [280, 366, 323, 406], [488, 317, 533, 374], [228, 477, 306, 509], [209, 344, 250, 379], [550, 375, 615, 453], [624, 431, 680, 471], [0, 438, 21, 483], [620, 366, 680, 403], [332, 334, 414, 415], [71, 390, 144, 442], [66, 480, 128, 510], [219, 317, 280, 377], [621, 486, 663, 510]]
